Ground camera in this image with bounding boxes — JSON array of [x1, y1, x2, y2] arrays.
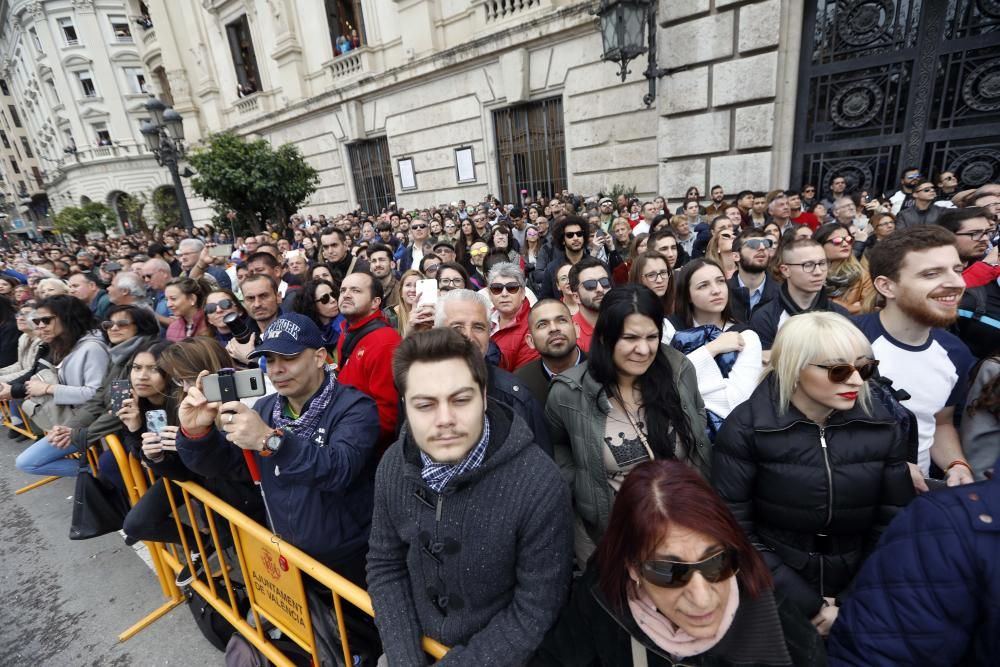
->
[[224, 312, 255, 344]]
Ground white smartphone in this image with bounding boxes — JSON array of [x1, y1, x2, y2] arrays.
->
[[202, 368, 267, 403], [416, 279, 438, 308]]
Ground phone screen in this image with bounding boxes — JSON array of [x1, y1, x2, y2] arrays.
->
[[146, 409, 167, 435]]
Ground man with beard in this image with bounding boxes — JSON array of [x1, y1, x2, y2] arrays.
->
[[728, 229, 780, 322], [337, 271, 401, 453], [704, 184, 728, 217], [889, 166, 923, 214], [749, 191, 769, 227], [820, 174, 849, 218], [536, 216, 590, 299], [854, 226, 976, 492], [937, 207, 999, 288], [516, 299, 585, 404], [367, 244, 398, 308], [567, 257, 609, 353], [321, 228, 367, 278], [227, 274, 281, 364], [749, 238, 848, 355]]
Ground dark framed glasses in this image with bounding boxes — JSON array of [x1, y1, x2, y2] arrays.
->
[[101, 319, 134, 330], [410, 224, 428, 230], [563, 230, 586, 239], [641, 548, 739, 589], [314, 292, 336, 305], [488, 282, 521, 295], [204, 299, 235, 314], [811, 359, 879, 383], [642, 270, 670, 283], [580, 277, 612, 291], [954, 228, 991, 241], [31, 316, 55, 327]]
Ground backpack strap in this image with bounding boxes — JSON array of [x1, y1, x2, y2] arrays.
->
[[340, 318, 389, 369], [958, 286, 1000, 330]]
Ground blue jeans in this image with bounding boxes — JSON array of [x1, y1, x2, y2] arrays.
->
[[14, 436, 81, 477]]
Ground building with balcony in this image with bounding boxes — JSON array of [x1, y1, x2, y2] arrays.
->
[[0, 71, 49, 237], [0, 0, 174, 234], [127, 0, 1000, 221]]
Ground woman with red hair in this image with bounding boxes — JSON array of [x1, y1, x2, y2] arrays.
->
[[532, 460, 824, 665]]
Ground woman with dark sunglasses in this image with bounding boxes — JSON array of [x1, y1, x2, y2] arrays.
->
[[814, 222, 875, 315], [203, 289, 247, 344], [712, 312, 913, 636], [291, 279, 344, 355], [533, 459, 824, 666]]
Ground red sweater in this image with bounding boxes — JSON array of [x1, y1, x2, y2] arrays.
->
[[336, 312, 401, 452], [491, 299, 540, 372]]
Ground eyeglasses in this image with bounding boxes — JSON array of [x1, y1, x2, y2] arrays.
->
[[204, 299, 235, 314], [563, 230, 585, 239], [580, 277, 612, 291], [824, 236, 854, 247], [31, 316, 55, 327], [954, 228, 991, 240], [803, 188, 816, 193], [915, 187, 936, 194], [784, 259, 829, 272], [905, 173, 923, 179], [643, 269, 670, 283], [488, 282, 521, 295], [718, 232, 734, 240], [439, 278, 464, 287], [101, 319, 135, 330], [470, 247, 489, 256], [811, 359, 879, 383], [641, 548, 739, 589], [741, 238, 773, 250], [314, 292, 336, 305], [876, 219, 896, 228], [411, 224, 428, 230], [424, 264, 440, 275]]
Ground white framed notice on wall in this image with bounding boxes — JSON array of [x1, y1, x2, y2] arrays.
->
[[398, 157, 417, 191], [455, 146, 476, 183]]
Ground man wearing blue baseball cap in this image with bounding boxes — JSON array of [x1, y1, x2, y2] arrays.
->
[[177, 312, 381, 585]]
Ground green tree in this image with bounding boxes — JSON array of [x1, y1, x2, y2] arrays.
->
[[152, 187, 181, 230], [188, 132, 319, 234], [119, 192, 149, 233], [53, 202, 117, 241]]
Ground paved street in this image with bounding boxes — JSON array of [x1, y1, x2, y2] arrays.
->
[[0, 431, 222, 667]]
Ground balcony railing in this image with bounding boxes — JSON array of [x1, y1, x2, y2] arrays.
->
[[234, 94, 259, 115], [327, 47, 372, 85], [483, 0, 541, 22]]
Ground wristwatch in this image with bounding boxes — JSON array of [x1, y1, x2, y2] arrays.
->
[[259, 428, 284, 457]]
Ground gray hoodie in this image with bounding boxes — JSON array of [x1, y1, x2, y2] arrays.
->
[[53, 330, 110, 407]]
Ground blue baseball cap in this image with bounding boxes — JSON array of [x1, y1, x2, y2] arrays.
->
[[248, 313, 326, 358]]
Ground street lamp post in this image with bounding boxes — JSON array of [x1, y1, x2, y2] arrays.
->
[[140, 96, 194, 232], [595, 0, 685, 107]]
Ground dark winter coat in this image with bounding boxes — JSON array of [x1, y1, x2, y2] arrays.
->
[[712, 375, 914, 619], [532, 564, 826, 667], [828, 460, 1000, 665], [366, 401, 573, 665]]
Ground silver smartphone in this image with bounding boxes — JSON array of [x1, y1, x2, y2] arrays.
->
[[202, 368, 266, 403]]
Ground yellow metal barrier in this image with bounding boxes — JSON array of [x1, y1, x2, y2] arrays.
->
[[102, 434, 448, 662], [0, 399, 39, 439]]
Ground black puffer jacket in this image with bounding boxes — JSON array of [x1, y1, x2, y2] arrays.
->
[[711, 375, 913, 619]]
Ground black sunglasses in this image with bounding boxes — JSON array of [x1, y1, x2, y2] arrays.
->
[[580, 277, 611, 291], [641, 548, 739, 589], [741, 238, 773, 250], [204, 299, 235, 314], [564, 230, 586, 239], [811, 359, 879, 383], [488, 283, 521, 295], [315, 292, 336, 305], [31, 316, 55, 327], [101, 319, 134, 330]]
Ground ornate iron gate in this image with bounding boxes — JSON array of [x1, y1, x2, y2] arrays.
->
[[792, 1, 1000, 198], [348, 136, 396, 215], [493, 97, 567, 204]]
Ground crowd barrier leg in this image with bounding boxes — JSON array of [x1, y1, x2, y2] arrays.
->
[[102, 435, 185, 641], [0, 399, 39, 440], [13, 445, 98, 496]]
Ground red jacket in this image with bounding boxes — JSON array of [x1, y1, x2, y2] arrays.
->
[[336, 311, 401, 452], [963, 261, 1000, 288], [491, 298, 540, 372], [572, 311, 594, 353]]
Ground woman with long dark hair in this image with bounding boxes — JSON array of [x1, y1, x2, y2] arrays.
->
[[534, 460, 824, 666], [670, 259, 762, 423], [292, 279, 344, 354], [164, 277, 211, 342], [629, 251, 675, 336], [814, 222, 875, 314], [12, 295, 110, 478], [546, 284, 710, 565], [204, 288, 247, 345]]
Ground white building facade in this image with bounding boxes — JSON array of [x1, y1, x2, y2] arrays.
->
[[0, 0, 172, 232]]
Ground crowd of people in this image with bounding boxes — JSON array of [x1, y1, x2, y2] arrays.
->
[[2, 170, 999, 665]]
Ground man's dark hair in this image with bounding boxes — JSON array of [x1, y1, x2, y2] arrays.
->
[[937, 207, 989, 234], [367, 244, 393, 262], [147, 243, 167, 258], [900, 165, 921, 178], [868, 225, 958, 282], [528, 298, 572, 327], [321, 227, 347, 243], [752, 191, 766, 199], [246, 251, 279, 268], [650, 227, 678, 243], [241, 273, 279, 294], [352, 269, 384, 302], [552, 215, 590, 250], [392, 328, 487, 398], [911, 178, 935, 192], [568, 256, 608, 292], [779, 237, 822, 262], [70, 270, 99, 286], [735, 190, 754, 201], [710, 184, 723, 192], [509, 206, 523, 219]]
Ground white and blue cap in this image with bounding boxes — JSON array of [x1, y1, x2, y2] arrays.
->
[[248, 313, 325, 359]]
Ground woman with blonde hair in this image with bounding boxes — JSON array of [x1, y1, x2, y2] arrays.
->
[[36, 277, 69, 298], [814, 222, 875, 314], [386, 269, 422, 336], [705, 228, 738, 279], [712, 311, 913, 636]]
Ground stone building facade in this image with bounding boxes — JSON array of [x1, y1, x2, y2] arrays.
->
[[128, 0, 801, 223], [0, 0, 171, 234], [0, 72, 48, 235]]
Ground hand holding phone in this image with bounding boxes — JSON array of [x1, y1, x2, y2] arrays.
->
[[416, 279, 438, 308], [109, 379, 131, 414], [146, 409, 168, 435]]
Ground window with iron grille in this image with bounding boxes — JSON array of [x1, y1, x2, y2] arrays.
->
[[348, 137, 397, 215], [493, 97, 567, 205]]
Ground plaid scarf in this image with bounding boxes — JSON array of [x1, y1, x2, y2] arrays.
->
[[420, 417, 490, 493], [269, 370, 337, 441]]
